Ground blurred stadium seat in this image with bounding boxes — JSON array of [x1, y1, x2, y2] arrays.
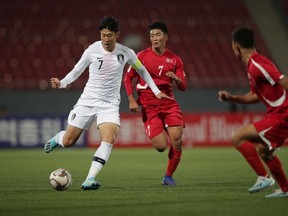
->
[[0, 0, 271, 89]]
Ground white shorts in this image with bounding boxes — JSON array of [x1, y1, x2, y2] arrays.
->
[[67, 105, 120, 130]]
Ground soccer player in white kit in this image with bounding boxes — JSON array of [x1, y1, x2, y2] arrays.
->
[[44, 16, 171, 190]]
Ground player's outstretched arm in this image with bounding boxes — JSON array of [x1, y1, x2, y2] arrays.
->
[[218, 90, 232, 102], [218, 90, 259, 104], [131, 59, 172, 100], [50, 78, 61, 89]]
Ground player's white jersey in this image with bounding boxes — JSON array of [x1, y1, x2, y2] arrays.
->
[[60, 41, 137, 107]]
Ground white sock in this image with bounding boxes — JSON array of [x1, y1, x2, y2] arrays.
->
[[55, 131, 65, 147], [86, 141, 113, 180]]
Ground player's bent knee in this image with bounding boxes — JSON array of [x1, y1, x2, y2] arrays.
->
[[231, 134, 241, 148], [154, 144, 167, 152], [155, 147, 166, 152], [171, 138, 183, 150]]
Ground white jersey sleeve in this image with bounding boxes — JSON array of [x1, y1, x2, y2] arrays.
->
[[59, 48, 90, 88], [127, 50, 161, 95]]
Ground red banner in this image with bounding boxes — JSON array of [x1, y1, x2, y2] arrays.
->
[[182, 113, 264, 147], [87, 112, 266, 147]]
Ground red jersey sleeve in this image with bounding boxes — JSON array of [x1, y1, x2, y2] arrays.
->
[[174, 56, 187, 91], [124, 65, 138, 96]]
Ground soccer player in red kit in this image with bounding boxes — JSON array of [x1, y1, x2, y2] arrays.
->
[[219, 26, 288, 198], [124, 21, 187, 186]]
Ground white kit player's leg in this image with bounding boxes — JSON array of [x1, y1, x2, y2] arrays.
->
[[81, 141, 113, 190]]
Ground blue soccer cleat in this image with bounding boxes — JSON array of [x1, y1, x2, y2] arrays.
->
[[81, 177, 101, 190], [248, 176, 275, 193], [265, 189, 288, 198], [162, 175, 177, 186], [44, 134, 59, 153]]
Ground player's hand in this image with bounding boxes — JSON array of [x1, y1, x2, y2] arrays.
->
[[165, 71, 180, 82], [50, 78, 61, 89], [128, 95, 139, 112], [129, 100, 139, 112], [156, 92, 173, 100], [218, 90, 232, 102]]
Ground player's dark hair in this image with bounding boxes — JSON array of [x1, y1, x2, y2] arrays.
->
[[232, 27, 254, 48], [99, 16, 119, 33], [149, 21, 168, 35]]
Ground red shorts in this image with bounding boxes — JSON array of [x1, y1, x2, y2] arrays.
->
[[253, 115, 288, 150], [141, 102, 184, 139]]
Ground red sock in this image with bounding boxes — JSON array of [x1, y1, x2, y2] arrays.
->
[[165, 147, 182, 176], [266, 156, 288, 192], [236, 141, 267, 177]]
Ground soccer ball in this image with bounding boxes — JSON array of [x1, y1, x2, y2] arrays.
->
[[49, 168, 72, 191]]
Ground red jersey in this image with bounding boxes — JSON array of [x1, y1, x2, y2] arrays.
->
[[124, 47, 187, 105], [247, 52, 288, 116]]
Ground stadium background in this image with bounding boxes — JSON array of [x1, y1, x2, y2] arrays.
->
[[1, 0, 288, 148]]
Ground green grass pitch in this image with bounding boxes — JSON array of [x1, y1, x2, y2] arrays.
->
[[0, 147, 287, 216]]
